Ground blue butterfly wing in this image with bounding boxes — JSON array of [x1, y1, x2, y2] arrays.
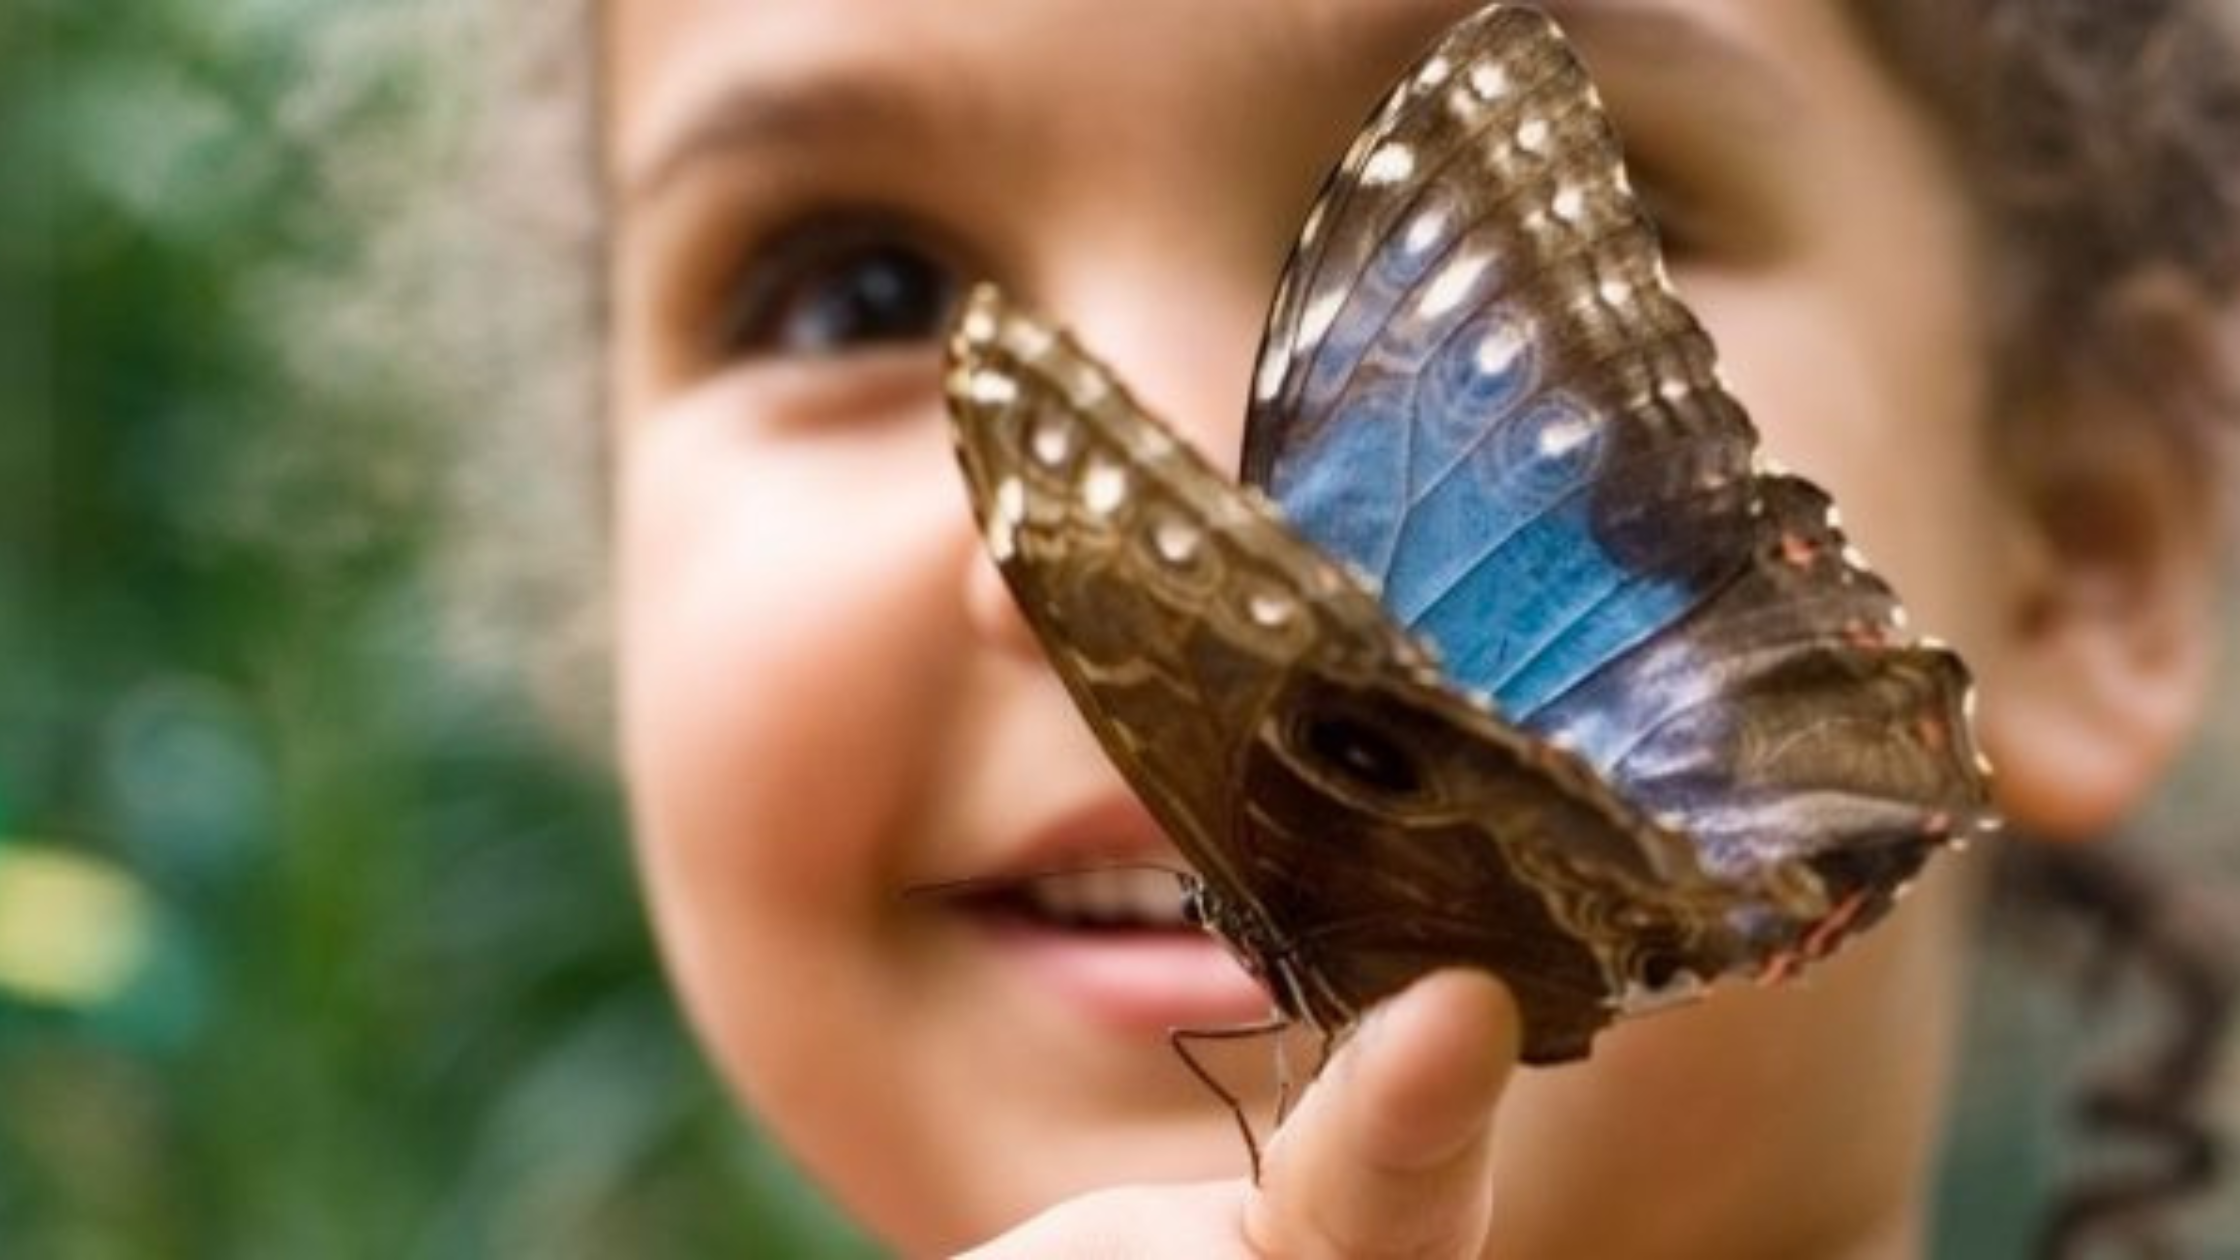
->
[[1242, 6, 1994, 919], [1245, 5, 1749, 720]]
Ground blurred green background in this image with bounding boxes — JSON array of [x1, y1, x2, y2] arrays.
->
[[2, 2, 2235, 1257], [0, 2, 876, 1255]]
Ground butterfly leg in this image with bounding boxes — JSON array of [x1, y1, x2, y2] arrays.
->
[[1170, 1014, 1293, 1182]]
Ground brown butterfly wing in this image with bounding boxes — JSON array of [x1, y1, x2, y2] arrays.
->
[[945, 286, 1787, 1060]]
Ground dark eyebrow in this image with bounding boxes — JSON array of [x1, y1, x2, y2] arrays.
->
[[620, 70, 930, 210], [618, 1, 1794, 210]]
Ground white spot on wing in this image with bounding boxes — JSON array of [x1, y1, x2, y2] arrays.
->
[[1418, 251, 1492, 320], [1083, 458, 1128, 516], [1247, 590, 1295, 628], [1537, 411, 1596, 459], [1551, 184, 1586, 225], [1253, 340, 1291, 404], [1029, 413, 1074, 467], [1150, 516, 1201, 565], [1474, 321, 1527, 376], [1362, 142, 1416, 186], [989, 477, 1025, 562], [968, 368, 1018, 408], [1300, 287, 1346, 347], [1402, 206, 1448, 257]]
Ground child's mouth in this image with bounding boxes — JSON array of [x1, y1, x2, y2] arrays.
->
[[945, 868, 1276, 1031], [964, 866, 1196, 932]]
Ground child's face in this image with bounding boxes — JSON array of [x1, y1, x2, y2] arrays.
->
[[606, 0, 2031, 1252]]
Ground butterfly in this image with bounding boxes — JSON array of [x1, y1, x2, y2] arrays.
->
[[943, 3, 1998, 1067]]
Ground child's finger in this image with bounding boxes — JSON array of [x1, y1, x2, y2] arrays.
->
[[1244, 970, 1519, 1260], [957, 1180, 1253, 1259]]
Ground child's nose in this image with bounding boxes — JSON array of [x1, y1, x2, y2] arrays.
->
[[1053, 260, 1269, 463]]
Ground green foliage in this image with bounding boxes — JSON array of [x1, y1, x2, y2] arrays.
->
[[0, 2, 878, 1255]]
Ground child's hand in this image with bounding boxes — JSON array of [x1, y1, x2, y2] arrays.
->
[[961, 970, 1518, 1259]]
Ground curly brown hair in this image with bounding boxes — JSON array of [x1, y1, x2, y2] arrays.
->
[[1848, 2, 2240, 1253], [1850, 0, 2240, 555]]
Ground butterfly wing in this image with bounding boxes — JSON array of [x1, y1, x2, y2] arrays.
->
[[1243, 5, 1995, 947], [947, 286, 1773, 1061]]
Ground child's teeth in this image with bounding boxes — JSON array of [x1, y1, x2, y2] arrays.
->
[[1061, 870, 1108, 920], [1085, 870, 1130, 920], [1027, 869, 1188, 927]]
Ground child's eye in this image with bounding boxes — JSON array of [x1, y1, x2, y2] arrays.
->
[[718, 221, 964, 360]]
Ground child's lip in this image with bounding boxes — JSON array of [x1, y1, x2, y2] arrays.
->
[[946, 791, 1275, 1032], [986, 790, 1190, 881], [970, 913, 1275, 1033]]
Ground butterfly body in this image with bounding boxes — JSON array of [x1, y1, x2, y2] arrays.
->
[[945, 4, 1995, 1063]]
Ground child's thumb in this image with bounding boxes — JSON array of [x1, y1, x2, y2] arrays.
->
[[1245, 969, 1520, 1259]]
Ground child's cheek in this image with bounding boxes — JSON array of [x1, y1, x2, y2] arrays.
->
[[615, 379, 969, 972]]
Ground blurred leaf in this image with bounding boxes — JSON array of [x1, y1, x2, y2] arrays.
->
[[0, 2, 879, 1255]]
